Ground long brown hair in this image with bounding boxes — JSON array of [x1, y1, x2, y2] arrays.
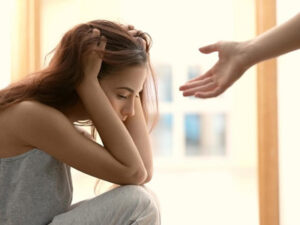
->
[[0, 20, 158, 130]]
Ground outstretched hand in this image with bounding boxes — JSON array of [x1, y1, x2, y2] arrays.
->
[[179, 41, 249, 98]]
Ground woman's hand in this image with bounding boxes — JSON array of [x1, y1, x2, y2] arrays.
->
[[179, 41, 251, 98], [121, 24, 147, 50], [81, 29, 107, 84]]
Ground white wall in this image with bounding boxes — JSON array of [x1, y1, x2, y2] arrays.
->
[[276, 2, 300, 225]]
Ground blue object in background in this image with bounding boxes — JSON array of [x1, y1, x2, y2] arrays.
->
[[185, 114, 202, 156], [155, 64, 172, 102], [151, 114, 173, 157]]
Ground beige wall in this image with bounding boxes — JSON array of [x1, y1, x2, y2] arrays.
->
[[0, 1, 14, 89], [276, 2, 300, 224], [40, 0, 121, 67], [230, 0, 257, 168]]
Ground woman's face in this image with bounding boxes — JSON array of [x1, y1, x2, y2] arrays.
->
[[99, 65, 147, 122]]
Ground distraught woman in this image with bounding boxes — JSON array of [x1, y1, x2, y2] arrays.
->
[[0, 20, 160, 225]]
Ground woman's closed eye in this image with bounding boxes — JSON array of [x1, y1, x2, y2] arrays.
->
[[117, 94, 128, 99], [117, 94, 139, 99]]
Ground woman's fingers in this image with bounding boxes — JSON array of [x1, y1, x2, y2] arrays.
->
[[91, 28, 100, 37], [83, 28, 107, 80], [92, 36, 106, 76], [98, 36, 107, 56], [120, 24, 135, 31]]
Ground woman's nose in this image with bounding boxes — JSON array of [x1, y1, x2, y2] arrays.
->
[[122, 102, 135, 118]]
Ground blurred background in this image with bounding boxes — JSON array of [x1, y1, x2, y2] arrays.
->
[[1, 0, 300, 225]]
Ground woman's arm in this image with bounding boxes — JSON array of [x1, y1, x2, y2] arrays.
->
[[180, 13, 300, 98], [76, 80, 147, 181], [124, 97, 153, 184], [11, 100, 146, 185], [75, 30, 147, 183]]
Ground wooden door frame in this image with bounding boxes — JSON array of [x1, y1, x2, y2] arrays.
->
[[256, 0, 280, 224]]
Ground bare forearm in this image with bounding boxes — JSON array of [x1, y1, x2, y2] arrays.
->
[[242, 13, 300, 67], [77, 80, 146, 175], [124, 98, 153, 183]]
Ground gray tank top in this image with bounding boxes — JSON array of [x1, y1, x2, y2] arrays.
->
[[0, 149, 73, 225]]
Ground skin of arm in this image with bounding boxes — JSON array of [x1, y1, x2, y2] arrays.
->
[[244, 12, 300, 67], [124, 97, 153, 184], [10, 100, 145, 185], [179, 13, 300, 98], [76, 30, 148, 184], [76, 79, 147, 183]]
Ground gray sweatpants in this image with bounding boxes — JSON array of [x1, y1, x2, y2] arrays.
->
[[49, 185, 161, 225]]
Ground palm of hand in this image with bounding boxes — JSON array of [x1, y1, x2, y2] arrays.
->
[[179, 41, 245, 98]]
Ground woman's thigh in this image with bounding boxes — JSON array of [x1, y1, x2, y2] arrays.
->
[[48, 185, 160, 225]]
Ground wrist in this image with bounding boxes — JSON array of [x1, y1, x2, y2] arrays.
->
[[236, 40, 258, 71], [77, 78, 99, 94]]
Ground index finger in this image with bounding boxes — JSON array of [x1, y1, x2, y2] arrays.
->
[[97, 36, 107, 58], [91, 28, 100, 37]]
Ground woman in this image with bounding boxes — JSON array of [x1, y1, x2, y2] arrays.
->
[[0, 20, 160, 225]]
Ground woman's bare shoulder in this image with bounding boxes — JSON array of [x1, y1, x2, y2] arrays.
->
[[6, 101, 69, 126], [0, 101, 69, 157], [8, 100, 70, 135], [9, 100, 64, 118]]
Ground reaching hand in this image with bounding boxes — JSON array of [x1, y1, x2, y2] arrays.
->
[[179, 41, 250, 98]]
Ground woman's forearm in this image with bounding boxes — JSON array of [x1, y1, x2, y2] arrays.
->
[[124, 98, 153, 183], [242, 13, 300, 67], [77, 79, 147, 180]]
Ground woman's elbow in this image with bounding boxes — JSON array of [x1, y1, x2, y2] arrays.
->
[[142, 168, 153, 184], [131, 171, 152, 185], [120, 167, 147, 185], [118, 166, 152, 185]]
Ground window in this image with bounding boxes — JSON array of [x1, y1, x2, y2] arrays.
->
[[0, 1, 13, 88], [151, 63, 229, 161]]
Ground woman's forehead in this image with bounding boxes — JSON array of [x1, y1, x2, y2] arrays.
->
[[103, 65, 147, 91]]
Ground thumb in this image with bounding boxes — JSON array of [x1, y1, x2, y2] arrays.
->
[[199, 42, 219, 54]]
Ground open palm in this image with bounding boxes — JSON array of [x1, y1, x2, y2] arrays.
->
[[179, 41, 248, 98]]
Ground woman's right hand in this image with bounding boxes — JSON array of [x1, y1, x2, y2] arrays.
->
[[81, 28, 107, 84]]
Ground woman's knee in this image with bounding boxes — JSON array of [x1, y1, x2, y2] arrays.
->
[[119, 185, 156, 206], [118, 185, 160, 223]]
